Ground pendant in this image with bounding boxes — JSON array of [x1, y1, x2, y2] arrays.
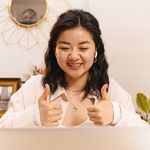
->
[[73, 106, 77, 112]]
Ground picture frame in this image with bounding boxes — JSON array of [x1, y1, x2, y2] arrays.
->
[[0, 78, 21, 117]]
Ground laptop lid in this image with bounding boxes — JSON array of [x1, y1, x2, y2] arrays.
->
[[0, 127, 150, 150]]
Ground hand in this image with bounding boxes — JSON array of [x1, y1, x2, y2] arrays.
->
[[87, 84, 113, 126], [38, 84, 62, 127]]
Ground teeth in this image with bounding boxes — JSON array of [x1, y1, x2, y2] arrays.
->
[[69, 64, 81, 67]]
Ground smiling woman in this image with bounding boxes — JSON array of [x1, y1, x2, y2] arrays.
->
[[55, 27, 96, 80], [0, 9, 148, 127]]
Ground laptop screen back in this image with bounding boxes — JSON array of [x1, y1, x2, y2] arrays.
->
[[0, 127, 150, 150]]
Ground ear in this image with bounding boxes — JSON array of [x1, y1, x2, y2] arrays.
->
[[94, 51, 97, 58], [93, 51, 98, 63]]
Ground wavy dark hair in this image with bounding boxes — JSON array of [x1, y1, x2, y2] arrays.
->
[[42, 9, 109, 98]]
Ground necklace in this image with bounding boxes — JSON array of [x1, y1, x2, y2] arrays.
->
[[72, 105, 78, 112], [65, 89, 84, 112], [65, 89, 83, 93]]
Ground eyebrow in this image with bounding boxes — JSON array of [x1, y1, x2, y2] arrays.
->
[[78, 41, 90, 45], [58, 41, 91, 45], [58, 41, 70, 45]]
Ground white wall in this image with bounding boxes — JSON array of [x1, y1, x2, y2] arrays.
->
[[89, 0, 150, 102], [0, 0, 88, 80], [0, 0, 150, 103]]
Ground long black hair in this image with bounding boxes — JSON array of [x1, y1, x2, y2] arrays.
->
[[42, 9, 109, 98]]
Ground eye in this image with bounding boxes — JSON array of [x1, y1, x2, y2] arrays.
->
[[79, 48, 88, 51], [60, 47, 70, 51]]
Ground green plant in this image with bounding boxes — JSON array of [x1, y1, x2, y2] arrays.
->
[[136, 93, 150, 123]]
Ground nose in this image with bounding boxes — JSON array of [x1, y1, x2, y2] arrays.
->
[[68, 49, 80, 61]]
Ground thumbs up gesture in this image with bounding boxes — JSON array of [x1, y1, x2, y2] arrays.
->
[[38, 84, 62, 127], [87, 84, 113, 126]]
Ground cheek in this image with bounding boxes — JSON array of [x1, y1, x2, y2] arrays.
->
[[56, 53, 67, 65], [83, 53, 95, 69], [84, 53, 95, 62]]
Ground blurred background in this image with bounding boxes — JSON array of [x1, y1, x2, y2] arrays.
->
[[0, 0, 150, 105]]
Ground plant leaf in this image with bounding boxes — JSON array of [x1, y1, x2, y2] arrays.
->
[[136, 93, 150, 114], [148, 98, 150, 113]]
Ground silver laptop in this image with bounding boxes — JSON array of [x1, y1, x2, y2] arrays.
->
[[0, 127, 150, 150]]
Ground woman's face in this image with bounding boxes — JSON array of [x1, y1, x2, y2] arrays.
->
[[55, 27, 96, 80]]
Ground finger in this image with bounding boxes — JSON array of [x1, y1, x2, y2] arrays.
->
[[87, 106, 97, 112], [88, 112, 101, 119], [93, 121, 103, 126], [52, 103, 62, 110], [48, 109, 63, 117], [43, 103, 62, 111], [50, 122, 59, 127], [49, 116, 62, 122], [101, 84, 110, 100], [87, 111, 96, 117], [41, 103, 62, 114], [40, 83, 51, 101], [89, 117, 101, 122], [43, 122, 59, 127]]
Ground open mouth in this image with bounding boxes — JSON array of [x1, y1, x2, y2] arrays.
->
[[67, 63, 83, 69]]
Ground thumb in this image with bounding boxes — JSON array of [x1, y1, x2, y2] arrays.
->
[[40, 83, 51, 101], [100, 84, 110, 100]]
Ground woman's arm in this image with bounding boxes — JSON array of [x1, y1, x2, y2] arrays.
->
[[109, 78, 148, 127], [0, 75, 42, 127]]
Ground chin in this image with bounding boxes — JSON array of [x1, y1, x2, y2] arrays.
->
[[66, 72, 82, 78], [67, 71, 88, 79]]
